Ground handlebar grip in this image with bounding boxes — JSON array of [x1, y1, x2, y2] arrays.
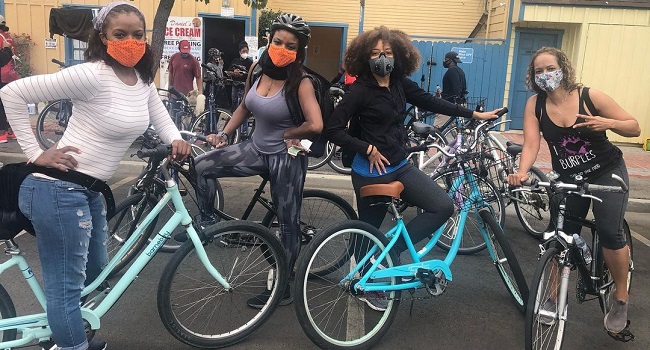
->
[[137, 144, 170, 159], [495, 107, 508, 117], [179, 130, 207, 143], [51, 58, 66, 68]]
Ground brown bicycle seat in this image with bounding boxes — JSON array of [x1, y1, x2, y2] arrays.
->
[[359, 181, 405, 199]]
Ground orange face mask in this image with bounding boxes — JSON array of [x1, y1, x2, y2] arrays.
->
[[267, 44, 297, 67], [106, 39, 146, 67]]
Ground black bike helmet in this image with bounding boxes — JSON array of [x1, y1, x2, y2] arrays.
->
[[270, 13, 311, 47], [208, 48, 221, 58]]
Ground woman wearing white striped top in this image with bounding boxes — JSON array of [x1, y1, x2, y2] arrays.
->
[[0, 3, 190, 349]]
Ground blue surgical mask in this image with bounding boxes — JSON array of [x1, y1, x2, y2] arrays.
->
[[368, 52, 394, 77], [535, 70, 563, 92]]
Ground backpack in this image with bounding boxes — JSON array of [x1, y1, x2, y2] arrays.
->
[[0, 162, 35, 239], [247, 64, 333, 158]]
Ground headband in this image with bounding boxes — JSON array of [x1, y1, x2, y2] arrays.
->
[[92, 1, 140, 31]]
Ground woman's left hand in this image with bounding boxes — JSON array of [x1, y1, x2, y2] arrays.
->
[[573, 114, 615, 132], [170, 139, 191, 160]]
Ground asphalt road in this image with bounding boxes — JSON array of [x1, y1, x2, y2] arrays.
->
[[1, 156, 649, 350]]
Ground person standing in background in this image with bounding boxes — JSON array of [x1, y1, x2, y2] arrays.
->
[[168, 39, 202, 96], [441, 50, 468, 105], [0, 15, 17, 143]]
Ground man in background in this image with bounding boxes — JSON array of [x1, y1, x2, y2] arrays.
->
[[441, 51, 467, 105], [168, 39, 202, 96]]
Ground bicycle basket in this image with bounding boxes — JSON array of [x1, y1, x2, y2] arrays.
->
[[466, 97, 486, 112], [441, 161, 499, 212]]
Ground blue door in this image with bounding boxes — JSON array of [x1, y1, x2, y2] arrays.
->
[[509, 31, 561, 129]]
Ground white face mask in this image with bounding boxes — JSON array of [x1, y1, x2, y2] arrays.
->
[[534, 70, 563, 92], [240, 53, 249, 60]]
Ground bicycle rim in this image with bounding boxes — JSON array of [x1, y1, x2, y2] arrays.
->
[[36, 100, 69, 149], [526, 247, 568, 350], [294, 220, 400, 350], [308, 141, 335, 171], [432, 169, 504, 254], [157, 221, 288, 348], [514, 167, 552, 238], [328, 145, 352, 175], [479, 209, 528, 312], [191, 109, 236, 151], [598, 220, 633, 313]]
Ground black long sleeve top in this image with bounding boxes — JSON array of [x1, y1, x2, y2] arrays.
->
[[324, 73, 474, 165]]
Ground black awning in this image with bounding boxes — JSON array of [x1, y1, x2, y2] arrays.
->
[[49, 7, 95, 42]]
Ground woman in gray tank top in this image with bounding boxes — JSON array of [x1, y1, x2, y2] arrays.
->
[[192, 13, 322, 310]]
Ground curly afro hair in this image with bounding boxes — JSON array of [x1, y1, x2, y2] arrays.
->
[[343, 26, 420, 77]]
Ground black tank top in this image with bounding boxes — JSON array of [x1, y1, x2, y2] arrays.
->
[[535, 87, 622, 181]]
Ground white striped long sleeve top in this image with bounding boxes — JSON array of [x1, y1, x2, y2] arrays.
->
[[0, 61, 182, 181]]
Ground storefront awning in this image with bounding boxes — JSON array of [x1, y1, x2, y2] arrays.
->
[[49, 8, 95, 42]]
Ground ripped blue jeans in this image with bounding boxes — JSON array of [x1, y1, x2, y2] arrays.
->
[[19, 175, 108, 350]]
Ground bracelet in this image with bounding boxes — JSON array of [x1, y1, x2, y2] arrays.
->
[[367, 145, 375, 156], [218, 131, 229, 142]]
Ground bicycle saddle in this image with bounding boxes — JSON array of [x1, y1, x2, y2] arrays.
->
[[411, 121, 436, 137], [359, 181, 404, 199], [505, 141, 523, 156]]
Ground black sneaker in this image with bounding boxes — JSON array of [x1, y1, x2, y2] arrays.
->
[[175, 218, 217, 243], [246, 285, 293, 309]]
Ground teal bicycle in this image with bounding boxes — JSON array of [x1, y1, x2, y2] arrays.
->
[[294, 142, 529, 349], [0, 145, 288, 348]]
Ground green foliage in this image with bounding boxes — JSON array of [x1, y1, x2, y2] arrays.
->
[[258, 9, 282, 47], [243, 0, 268, 9], [11, 33, 35, 78]]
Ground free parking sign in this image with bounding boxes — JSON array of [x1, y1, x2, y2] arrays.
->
[[451, 47, 474, 64]]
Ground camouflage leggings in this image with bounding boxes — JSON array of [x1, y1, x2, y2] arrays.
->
[[193, 140, 308, 269]]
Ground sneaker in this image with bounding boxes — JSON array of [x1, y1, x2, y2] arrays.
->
[[247, 285, 293, 309], [176, 218, 218, 242], [538, 298, 557, 326], [40, 339, 107, 350], [604, 299, 629, 333], [6, 131, 16, 140], [359, 291, 388, 312], [0, 133, 7, 144]]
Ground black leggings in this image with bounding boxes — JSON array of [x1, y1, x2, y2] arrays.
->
[[351, 163, 454, 252], [559, 159, 629, 250], [193, 140, 308, 269]]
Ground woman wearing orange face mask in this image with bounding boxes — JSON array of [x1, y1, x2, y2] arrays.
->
[[193, 13, 322, 310], [1, 2, 190, 349]]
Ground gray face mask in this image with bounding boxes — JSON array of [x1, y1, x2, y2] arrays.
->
[[368, 53, 394, 77]]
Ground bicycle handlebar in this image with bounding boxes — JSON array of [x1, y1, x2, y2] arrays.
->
[[137, 144, 171, 160], [523, 174, 628, 195], [179, 130, 207, 143]]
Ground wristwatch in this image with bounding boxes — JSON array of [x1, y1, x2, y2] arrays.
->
[[218, 131, 230, 143]]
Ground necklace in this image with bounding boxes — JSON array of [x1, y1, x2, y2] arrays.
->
[[552, 91, 570, 118], [266, 78, 275, 94]]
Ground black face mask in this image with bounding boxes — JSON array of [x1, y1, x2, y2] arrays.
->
[[181, 53, 189, 58], [368, 52, 394, 77], [443, 60, 451, 68]]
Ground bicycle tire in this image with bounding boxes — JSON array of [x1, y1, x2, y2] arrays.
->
[[106, 193, 159, 279], [525, 247, 568, 350], [36, 100, 71, 149], [514, 167, 552, 239], [598, 219, 633, 314], [328, 144, 352, 175], [307, 140, 335, 171], [190, 108, 238, 149], [261, 189, 358, 276], [157, 221, 288, 348], [294, 220, 400, 350], [432, 168, 505, 254], [479, 209, 529, 313], [0, 284, 17, 342]]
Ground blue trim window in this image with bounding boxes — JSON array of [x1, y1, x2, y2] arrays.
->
[[66, 38, 88, 66]]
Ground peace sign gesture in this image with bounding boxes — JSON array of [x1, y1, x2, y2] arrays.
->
[[573, 114, 615, 132]]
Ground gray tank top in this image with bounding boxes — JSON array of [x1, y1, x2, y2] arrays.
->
[[245, 77, 294, 154]]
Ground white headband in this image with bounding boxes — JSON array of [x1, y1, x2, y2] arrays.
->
[[92, 1, 140, 31]]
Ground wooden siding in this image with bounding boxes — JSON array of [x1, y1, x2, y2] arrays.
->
[[266, 0, 360, 41], [520, 3, 650, 24], [484, 0, 510, 39]]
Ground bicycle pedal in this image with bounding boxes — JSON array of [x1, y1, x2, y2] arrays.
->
[[179, 189, 188, 196], [607, 320, 635, 342]]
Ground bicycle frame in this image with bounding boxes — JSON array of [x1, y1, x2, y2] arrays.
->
[[345, 164, 494, 293], [0, 159, 230, 348]]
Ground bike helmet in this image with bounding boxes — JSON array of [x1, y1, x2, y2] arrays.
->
[[208, 48, 222, 59], [270, 13, 311, 46]]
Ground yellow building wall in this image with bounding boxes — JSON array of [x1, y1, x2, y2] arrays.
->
[[504, 3, 650, 143]]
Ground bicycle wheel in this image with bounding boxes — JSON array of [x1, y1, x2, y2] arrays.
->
[[0, 284, 17, 342], [106, 193, 159, 279], [598, 219, 633, 313], [328, 144, 352, 175], [308, 140, 335, 171], [190, 108, 238, 151], [157, 221, 288, 348], [514, 167, 552, 239], [479, 209, 529, 313], [432, 168, 505, 254], [262, 189, 358, 276], [294, 220, 400, 350], [36, 100, 71, 149], [525, 247, 568, 350]]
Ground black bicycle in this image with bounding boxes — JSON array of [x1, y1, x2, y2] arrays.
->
[[523, 173, 634, 349], [35, 59, 72, 149]]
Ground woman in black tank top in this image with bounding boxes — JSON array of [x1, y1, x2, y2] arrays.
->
[[507, 47, 639, 335]]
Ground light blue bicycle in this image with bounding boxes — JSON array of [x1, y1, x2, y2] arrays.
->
[[0, 144, 288, 349], [294, 141, 529, 349]]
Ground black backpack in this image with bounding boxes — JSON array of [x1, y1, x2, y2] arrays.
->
[[248, 64, 333, 158]]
